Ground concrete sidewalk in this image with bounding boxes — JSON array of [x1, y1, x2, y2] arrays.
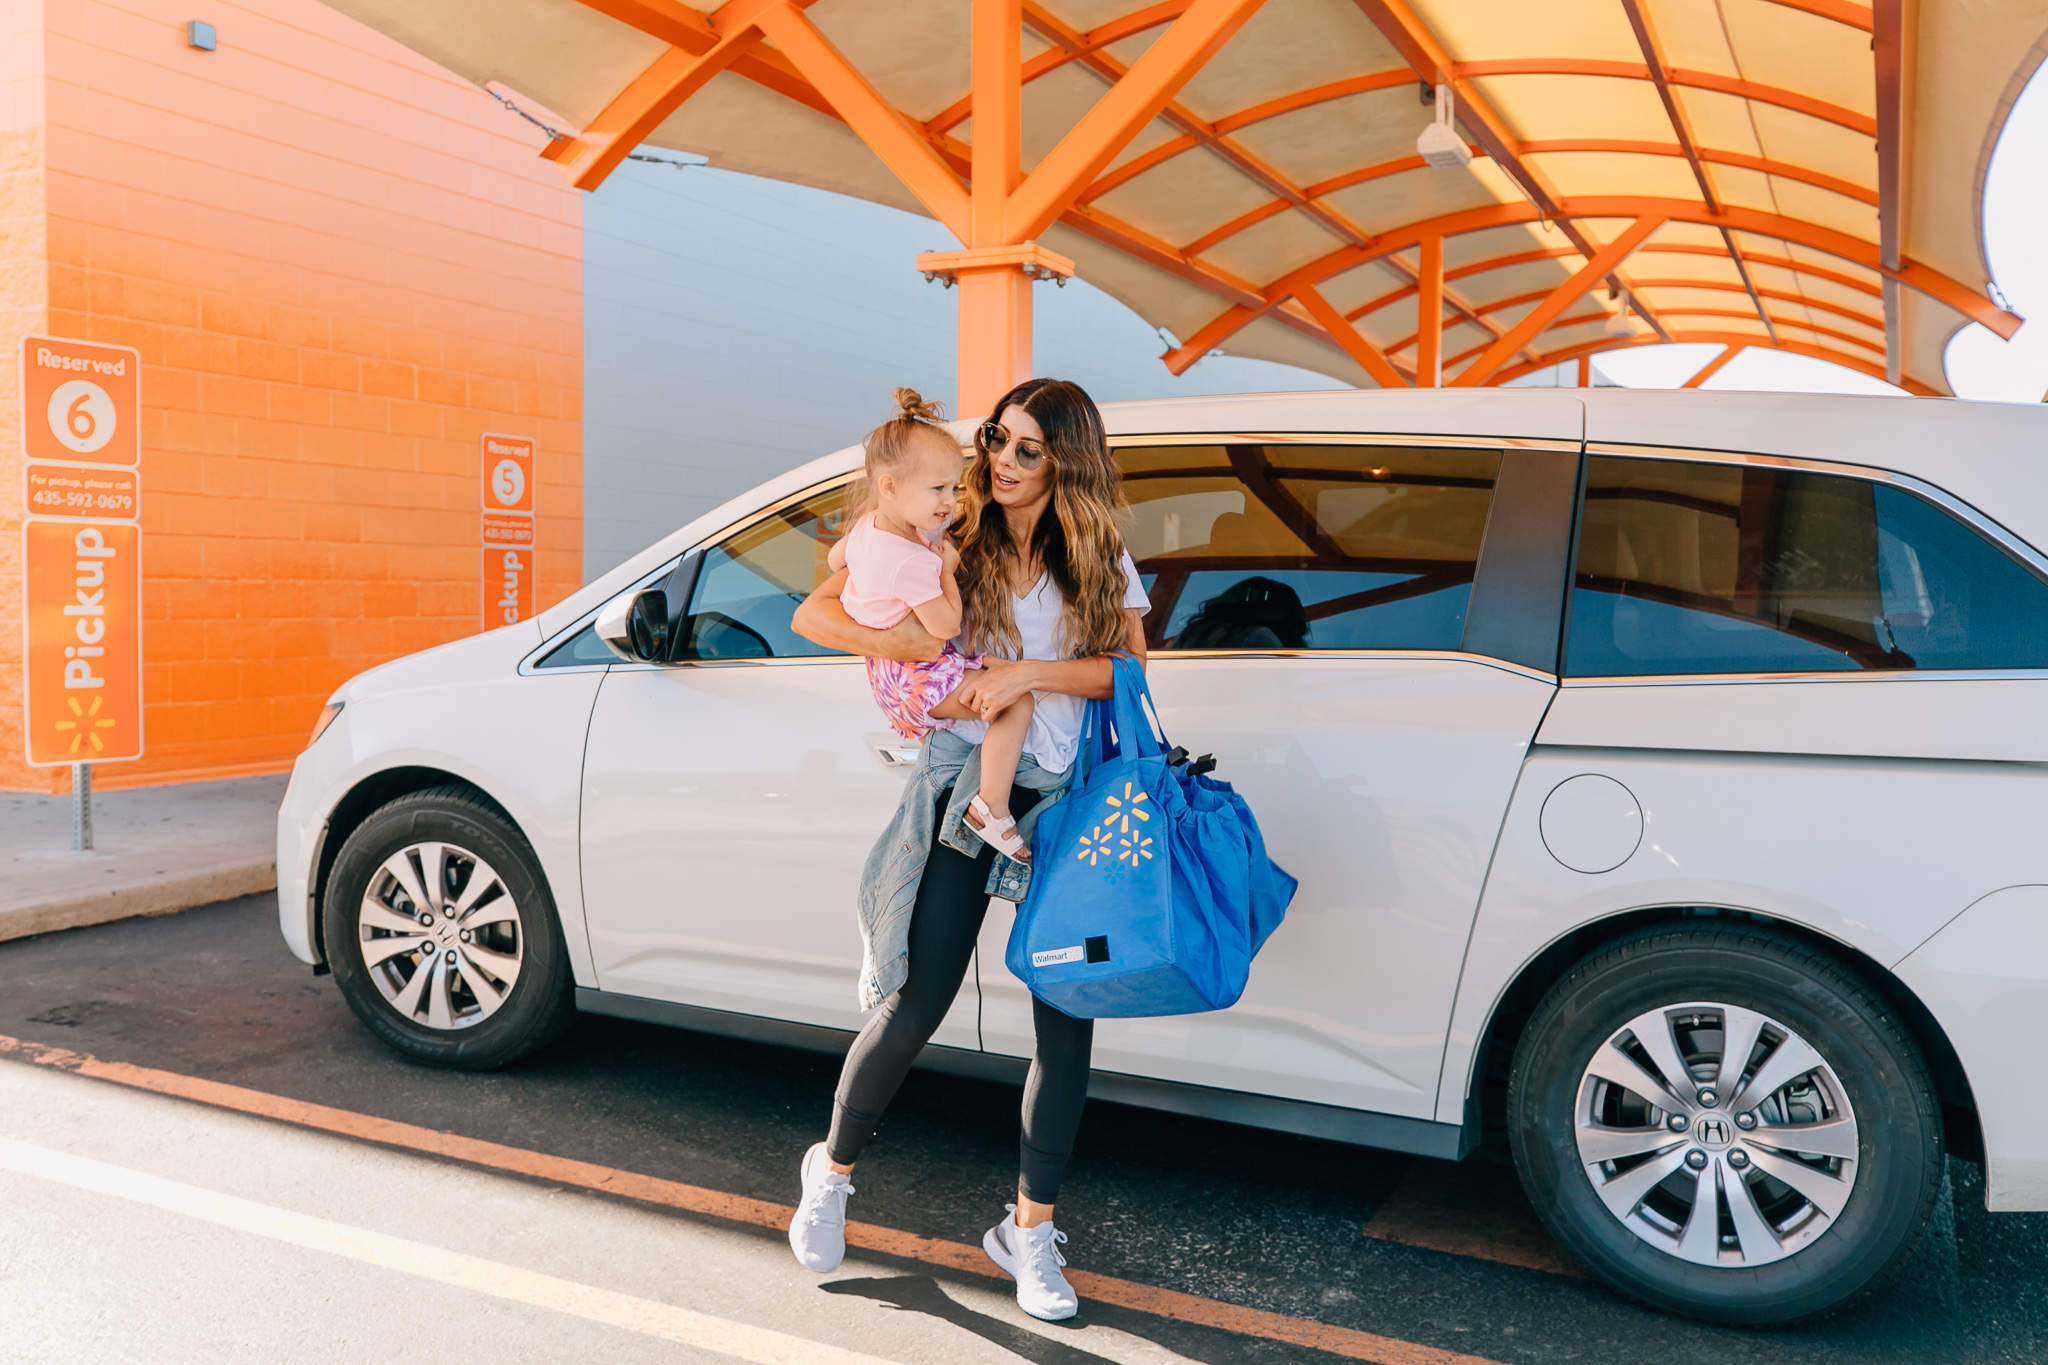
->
[[1, 775, 287, 944]]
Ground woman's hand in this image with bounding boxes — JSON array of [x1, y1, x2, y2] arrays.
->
[[792, 569, 944, 662], [954, 657, 1038, 718]]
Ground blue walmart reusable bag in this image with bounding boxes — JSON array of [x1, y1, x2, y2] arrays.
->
[[1005, 655, 1296, 1018]]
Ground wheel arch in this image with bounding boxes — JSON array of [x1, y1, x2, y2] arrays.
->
[[311, 765, 521, 965], [1463, 906, 1982, 1162]]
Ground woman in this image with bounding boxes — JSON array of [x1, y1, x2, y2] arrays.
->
[[785, 378, 1148, 1322]]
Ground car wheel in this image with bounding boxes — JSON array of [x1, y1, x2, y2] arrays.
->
[[325, 785, 575, 1069], [1507, 923, 1941, 1325]]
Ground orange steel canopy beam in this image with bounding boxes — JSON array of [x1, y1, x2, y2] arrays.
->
[[1452, 215, 1668, 385], [1166, 194, 2019, 370], [515, 0, 2020, 402], [1683, 345, 1745, 388]]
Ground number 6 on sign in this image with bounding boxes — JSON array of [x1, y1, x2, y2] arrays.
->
[[49, 380, 116, 453], [22, 336, 139, 467]]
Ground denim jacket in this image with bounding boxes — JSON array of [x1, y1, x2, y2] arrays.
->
[[855, 727, 1073, 1011]]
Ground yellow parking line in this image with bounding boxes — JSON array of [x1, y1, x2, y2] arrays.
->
[[0, 1136, 899, 1365], [0, 1033, 1508, 1365]]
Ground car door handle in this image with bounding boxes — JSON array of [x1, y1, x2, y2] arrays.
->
[[874, 743, 922, 769]]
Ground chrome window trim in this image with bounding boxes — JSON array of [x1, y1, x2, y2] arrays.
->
[[1109, 432, 1578, 452], [1563, 668, 2048, 688], [1149, 647, 1556, 683], [652, 646, 1556, 686]]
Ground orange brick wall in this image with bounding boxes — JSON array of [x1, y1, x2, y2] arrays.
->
[[1, 0, 583, 792], [2, 0, 52, 788]]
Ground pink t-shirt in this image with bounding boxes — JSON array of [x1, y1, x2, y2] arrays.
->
[[841, 513, 946, 629]]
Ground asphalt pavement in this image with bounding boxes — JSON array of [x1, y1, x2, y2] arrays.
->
[[0, 895, 2043, 1364]]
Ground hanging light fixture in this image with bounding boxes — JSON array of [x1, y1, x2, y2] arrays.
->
[[1604, 284, 1643, 337], [1417, 83, 1471, 170]]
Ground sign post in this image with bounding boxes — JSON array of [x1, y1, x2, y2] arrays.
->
[[21, 337, 144, 843], [479, 433, 535, 629]]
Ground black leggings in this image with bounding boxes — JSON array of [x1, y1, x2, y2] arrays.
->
[[828, 785, 1093, 1203]]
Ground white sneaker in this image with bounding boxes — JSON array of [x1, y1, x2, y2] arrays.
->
[[983, 1205, 1078, 1321], [788, 1142, 855, 1272]]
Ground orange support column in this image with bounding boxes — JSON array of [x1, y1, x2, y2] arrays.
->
[[919, 243, 1074, 420], [1416, 235, 1444, 386], [959, 0, 1027, 422], [957, 266, 1033, 422]]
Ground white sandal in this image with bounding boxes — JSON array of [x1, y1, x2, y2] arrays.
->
[[966, 796, 1031, 860]]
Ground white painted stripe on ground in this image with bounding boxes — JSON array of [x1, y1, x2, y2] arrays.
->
[[0, 1137, 899, 1365]]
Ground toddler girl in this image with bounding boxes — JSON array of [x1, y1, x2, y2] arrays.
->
[[831, 390, 1035, 859]]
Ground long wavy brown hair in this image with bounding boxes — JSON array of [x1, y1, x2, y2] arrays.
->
[[955, 378, 1130, 660]]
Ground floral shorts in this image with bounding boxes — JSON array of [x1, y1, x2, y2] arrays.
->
[[866, 645, 980, 740]]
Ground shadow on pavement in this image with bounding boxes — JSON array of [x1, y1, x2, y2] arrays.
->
[[824, 1277, 1114, 1363]]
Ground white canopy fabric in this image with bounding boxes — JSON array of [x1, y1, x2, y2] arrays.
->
[[326, 0, 2040, 394]]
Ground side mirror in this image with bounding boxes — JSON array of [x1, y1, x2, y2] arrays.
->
[[596, 588, 670, 663], [594, 553, 702, 666]]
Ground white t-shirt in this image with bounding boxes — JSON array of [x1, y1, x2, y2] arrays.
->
[[948, 550, 1150, 773]]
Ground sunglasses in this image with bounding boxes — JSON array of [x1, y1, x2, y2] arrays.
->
[[976, 421, 1049, 470]]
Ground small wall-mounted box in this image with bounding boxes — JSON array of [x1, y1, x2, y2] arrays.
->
[[186, 20, 215, 50]]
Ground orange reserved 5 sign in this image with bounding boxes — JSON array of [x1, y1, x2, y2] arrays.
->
[[481, 433, 534, 514], [24, 521, 143, 766], [22, 336, 140, 467]]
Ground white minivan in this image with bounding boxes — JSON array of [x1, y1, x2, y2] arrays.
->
[[279, 387, 2048, 1324]]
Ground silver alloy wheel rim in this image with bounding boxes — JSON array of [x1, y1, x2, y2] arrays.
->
[[1575, 1001, 1860, 1268], [358, 841, 523, 1031]]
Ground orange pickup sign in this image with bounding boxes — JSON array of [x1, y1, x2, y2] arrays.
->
[[25, 521, 143, 765]]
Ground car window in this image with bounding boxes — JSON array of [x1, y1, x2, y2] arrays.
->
[[532, 622, 615, 668], [1565, 455, 2048, 675], [678, 484, 852, 661], [1116, 443, 1500, 651]]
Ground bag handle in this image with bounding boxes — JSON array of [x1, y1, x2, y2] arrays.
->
[[1074, 652, 1164, 785], [1107, 653, 1167, 763]]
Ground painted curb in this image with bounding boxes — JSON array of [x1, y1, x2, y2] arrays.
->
[[0, 862, 275, 944]]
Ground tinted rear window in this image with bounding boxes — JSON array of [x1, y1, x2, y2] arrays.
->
[[1566, 455, 2048, 675]]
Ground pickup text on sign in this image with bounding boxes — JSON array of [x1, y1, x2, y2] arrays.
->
[[25, 522, 143, 764], [479, 433, 535, 627]]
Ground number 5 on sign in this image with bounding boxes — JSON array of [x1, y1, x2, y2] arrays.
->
[[24, 521, 143, 766]]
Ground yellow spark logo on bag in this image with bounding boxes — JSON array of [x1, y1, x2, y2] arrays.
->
[[1077, 781, 1153, 872]]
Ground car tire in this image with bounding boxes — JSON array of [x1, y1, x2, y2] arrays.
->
[[325, 785, 575, 1069], [1507, 923, 1941, 1325]]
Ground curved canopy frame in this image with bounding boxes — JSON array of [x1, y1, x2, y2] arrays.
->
[[324, 0, 2035, 407]]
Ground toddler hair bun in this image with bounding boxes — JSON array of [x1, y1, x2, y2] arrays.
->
[[893, 387, 947, 423]]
